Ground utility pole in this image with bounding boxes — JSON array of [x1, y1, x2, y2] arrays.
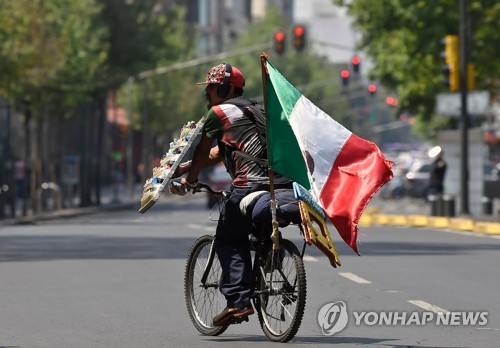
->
[[459, 0, 470, 214]]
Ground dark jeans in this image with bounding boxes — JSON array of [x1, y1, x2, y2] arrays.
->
[[214, 188, 301, 308], [214, 188, 255, 308], [251, 189, 301, 231]]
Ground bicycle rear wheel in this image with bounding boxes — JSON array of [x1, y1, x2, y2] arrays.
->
[[255, 239, 307, 342], [184, 235, 228, 336]]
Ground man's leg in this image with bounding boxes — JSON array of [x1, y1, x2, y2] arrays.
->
[[213, 189, 255, 325]]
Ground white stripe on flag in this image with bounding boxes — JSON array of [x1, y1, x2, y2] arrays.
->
[[288, 95, 351, 200]]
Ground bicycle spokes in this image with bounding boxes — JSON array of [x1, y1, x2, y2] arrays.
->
[[256, 241, 305, 341]]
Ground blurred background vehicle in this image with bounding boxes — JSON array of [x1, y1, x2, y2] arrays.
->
[[205, 163, 232, 208], [405, 159, 433, 198], [484, 161, 500, 181]]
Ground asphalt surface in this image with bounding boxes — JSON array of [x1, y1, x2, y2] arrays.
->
[[1, 194, 499, 347]]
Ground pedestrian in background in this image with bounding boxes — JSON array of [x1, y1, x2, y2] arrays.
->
[[428, 146, 447, 195]]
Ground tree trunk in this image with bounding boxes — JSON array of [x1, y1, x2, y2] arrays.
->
[[94, 94, 107, 205], [79, 104, 92, 207]]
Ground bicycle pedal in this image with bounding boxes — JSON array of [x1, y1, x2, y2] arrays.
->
[[231, 316, 250, 324]]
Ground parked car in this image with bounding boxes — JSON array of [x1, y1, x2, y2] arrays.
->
[[405, 159, 433, 198], [206, 163, 232, 208]]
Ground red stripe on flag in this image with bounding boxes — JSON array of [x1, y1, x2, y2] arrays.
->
[[320, 134, 393, 254]]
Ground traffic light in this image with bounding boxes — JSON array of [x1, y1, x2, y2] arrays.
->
[[293, 24, 306, 51], [351, 56, 361, 73], [340, 69, 350, 87], [274, 31, 286, 55], [368, 83, 377, 96], [385, 96, 398, 107], [440, 35, 459, 91]]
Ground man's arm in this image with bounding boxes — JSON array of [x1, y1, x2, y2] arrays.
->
[[173, 136, 222, 179], [183, 134, 219, 184]]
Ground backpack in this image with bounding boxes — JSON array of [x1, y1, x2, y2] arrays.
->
[[225, 98, 268, 169]]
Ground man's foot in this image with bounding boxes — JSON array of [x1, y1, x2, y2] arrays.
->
[[212, 306, 254, 326]]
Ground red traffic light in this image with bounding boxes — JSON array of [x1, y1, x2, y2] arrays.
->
[[294, 25, 305, 36], [274, 31, 286, 55], [340, 69, 350, 87], [351, 55, 361, 73], [340, 69, 350, 79], [368, 83, 377, 95], [293, 24, 306, 51], [275, 31, 285, 42], [385, 96, 398, 106]]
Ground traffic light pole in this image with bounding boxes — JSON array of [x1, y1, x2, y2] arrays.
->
[[459, 0, 469, 215]]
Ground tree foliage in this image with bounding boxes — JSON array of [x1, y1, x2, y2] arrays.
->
[[0, 0, 108, 112], [333, 0, 500, 136]]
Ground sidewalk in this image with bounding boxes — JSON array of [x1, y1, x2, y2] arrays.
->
[[0, 184, 140, 227]]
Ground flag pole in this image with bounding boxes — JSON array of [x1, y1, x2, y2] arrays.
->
[[261, 54, 280, 251]]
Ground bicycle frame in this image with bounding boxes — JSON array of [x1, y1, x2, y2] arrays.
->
[[194, 181, 341, 291], [200, 236, 217, 286]]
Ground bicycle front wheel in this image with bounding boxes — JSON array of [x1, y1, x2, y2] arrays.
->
[[255, 239, 307, 342], [184, 235, 227, 336]]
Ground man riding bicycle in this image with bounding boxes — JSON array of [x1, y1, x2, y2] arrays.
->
[[171, 63, 297, 326]]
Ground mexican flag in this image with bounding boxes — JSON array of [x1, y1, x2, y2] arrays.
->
[[262, 55, 393, 254]]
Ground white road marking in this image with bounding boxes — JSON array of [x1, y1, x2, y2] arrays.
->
[[187, 223, 203, 229], [338, 272, 372, 284], [408, 300, 449, 313], [476, 327, 499, 331], [302, 255, 319, 262], [187, 223, 213, 232]]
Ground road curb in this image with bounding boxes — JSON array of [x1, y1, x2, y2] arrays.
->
[[0, 202, 136, 227], [360, 212, 500, 235]]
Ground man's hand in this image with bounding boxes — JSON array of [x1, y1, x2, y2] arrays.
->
[[169, 181, 187, 196], [169, 178, 198, 196]]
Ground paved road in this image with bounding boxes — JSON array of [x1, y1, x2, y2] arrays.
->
[[0, 194, 499, 347]]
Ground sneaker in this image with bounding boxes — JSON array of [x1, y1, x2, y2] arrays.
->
[[212, 306, 254, 326]]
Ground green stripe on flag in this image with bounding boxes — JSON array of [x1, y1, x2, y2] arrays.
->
[[265, 61, 310, 189]]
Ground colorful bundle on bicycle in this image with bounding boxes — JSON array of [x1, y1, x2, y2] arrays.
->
[[138, 118, 205, 214]]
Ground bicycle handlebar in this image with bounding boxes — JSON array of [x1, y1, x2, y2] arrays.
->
[[170, 180, 228, 197]]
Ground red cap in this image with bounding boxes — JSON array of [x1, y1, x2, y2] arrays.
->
[[196, 63, 245, 89]]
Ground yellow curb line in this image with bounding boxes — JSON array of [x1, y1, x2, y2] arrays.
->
[[474, 222, 500, 234], [387, 215, 408, 226], [406, 215, 429, 227], [426, 217, 450, 228], [371, 214, 390, 225], [448, 217, 475, 231], [363, 213, 500, 234], [359, 214, 373, 227]]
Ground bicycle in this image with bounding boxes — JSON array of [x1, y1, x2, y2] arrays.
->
[[183, 182, 341, 342]]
